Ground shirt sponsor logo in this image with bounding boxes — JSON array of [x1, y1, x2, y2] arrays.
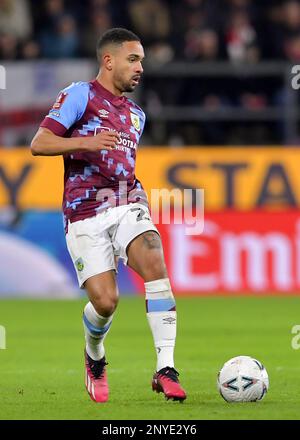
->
[[95, 126, 137, 150]]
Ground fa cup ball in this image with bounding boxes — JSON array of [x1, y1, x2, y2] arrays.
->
[[217, 355, 269, 402]]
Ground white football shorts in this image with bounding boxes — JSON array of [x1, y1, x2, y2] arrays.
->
[[65, 203, 159, 288]]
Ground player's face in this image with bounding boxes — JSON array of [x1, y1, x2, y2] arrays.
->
[[112, 41, 145, 93]]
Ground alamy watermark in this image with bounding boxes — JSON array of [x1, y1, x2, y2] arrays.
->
[[0, 325, 6, 349], [291, 325, 300, 350], [291, 65, 300, 90], [149, 188, 204, 235], [0, 65, 6, 90], [95, 182, 205, 236]]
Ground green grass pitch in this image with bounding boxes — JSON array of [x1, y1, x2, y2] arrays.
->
[[0, 296, 299, 420]]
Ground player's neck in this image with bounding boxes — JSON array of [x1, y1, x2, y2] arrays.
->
[[95, 74, 123, 98]]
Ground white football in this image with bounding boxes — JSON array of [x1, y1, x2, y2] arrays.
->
[[217, 355, 269, 402]]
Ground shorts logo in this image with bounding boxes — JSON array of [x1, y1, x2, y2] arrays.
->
[[130, 113, 140, 131], [75, 257, 84, 272]]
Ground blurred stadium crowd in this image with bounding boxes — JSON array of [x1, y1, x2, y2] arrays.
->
[[1, 0, 300, 63], [0, 0, 300, 146]]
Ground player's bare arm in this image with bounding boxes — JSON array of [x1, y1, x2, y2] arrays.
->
[[31, 127, 120, 156]]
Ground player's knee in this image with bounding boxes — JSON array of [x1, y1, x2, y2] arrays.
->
[[143, 252, 168, 281], [92, 291, 119, 317]]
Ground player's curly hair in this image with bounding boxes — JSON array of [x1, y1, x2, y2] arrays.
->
[[96, 28, 141, 63]]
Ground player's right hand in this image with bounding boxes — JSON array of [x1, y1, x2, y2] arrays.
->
[[82, 131, 120, 152]]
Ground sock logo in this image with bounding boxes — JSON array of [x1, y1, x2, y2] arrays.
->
[[156, 347, 161, 353], [162, 317, 176, 324]]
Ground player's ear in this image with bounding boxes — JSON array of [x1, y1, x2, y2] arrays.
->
[[103, 53, 113, 71]]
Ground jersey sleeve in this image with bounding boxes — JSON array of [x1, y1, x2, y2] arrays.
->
[[40, 82, 89, 136], [140, 110, 146, 135]]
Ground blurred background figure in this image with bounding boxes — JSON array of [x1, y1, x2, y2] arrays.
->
[[39, 13, 79, 58], [0, 0, 32, 59], [225, 10, 259, 63], [184, 28, 220, 61], [128, 0, 171, 45], [0, 0, 32, 40], [37, 0, 79, 58], [81, 2, 112, 58]]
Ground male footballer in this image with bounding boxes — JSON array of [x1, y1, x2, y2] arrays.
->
[[31, 28, 186, 403]]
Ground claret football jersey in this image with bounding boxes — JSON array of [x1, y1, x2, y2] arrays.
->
[[40, 80, 149, 232]]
